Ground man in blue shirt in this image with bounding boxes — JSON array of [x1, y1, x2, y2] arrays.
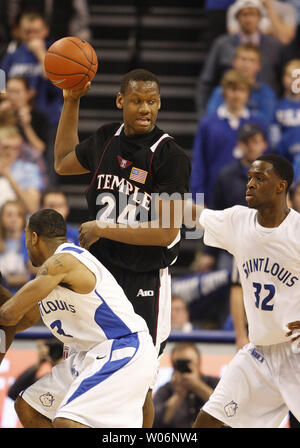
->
[[0, 126, 43, 213], [272, 59, 300, 152], [196, 0, 283, 117], [206, 44, 276, 125], [1, 11, 62, 129], [191, 69, 268, 208]]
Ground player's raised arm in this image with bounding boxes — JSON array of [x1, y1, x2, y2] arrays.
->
[[0, 255, 68, 327], [54, 84, 91, 176]]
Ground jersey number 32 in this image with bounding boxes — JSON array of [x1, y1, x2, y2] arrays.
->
[[252, 282, 275, 311]]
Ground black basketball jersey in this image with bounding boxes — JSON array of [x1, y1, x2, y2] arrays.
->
[[75, 122, 191, 272]]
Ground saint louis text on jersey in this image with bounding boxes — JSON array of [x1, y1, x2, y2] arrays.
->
[[242, 256, 299, 287]]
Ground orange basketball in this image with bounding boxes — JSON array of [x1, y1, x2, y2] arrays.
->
[[44, 36, 98, 90]]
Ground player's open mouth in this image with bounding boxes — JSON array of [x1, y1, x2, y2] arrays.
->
[[136, 117, 151, 124]]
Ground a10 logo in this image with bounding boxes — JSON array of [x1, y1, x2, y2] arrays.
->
[[0, 69, 6, 93], [0, 329, 6, 353]]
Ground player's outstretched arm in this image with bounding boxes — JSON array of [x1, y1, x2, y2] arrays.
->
[[54, 83, 91, 176], [79, 197, 191, 248], [79, 199, 204, 248], [0, 255, 68, 327]]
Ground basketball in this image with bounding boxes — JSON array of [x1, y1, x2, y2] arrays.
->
[[44, 36, 98, 90]]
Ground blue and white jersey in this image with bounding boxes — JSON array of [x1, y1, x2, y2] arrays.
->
[[38, 243, 149, 351], [200, 206, 300, 345]]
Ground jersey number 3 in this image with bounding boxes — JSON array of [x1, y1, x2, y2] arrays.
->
[[253, 282, 275, 311]]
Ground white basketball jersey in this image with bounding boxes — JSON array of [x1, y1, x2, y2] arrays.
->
[[200, 206, 300, 345], [39, 243, 148, 351]]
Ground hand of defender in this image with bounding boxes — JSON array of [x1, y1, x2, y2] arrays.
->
[[63, 81, 91, 100]]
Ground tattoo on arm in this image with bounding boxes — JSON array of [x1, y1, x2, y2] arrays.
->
[[37, 263, 49, 277], [53, 259, 64, 269], [36, 256, 64, 278]]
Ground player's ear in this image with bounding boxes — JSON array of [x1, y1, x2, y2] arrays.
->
[[158, 95, 161, 110], [277, 180, 288, 194], [116, 92, 123, 110], [31, 231, 39, 246]]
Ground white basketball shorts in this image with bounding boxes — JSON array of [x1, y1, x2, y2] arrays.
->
[[20, 331, 157, 428], [202, 341, 300, 428]]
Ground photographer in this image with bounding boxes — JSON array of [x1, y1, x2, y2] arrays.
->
[[153, 343, 219, 428], [7, 339, 63, 401]]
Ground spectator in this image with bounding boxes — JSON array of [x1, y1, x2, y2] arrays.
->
[[1, 11, 63, 130], [153, 343, 219, 428], [212, 121, 268, 210], [227, 0, 297, 45], [7, 0, 91, 42], [196, 0, 283, 117], [40, 188, 79, 244], [171, 295, 193, 333], [294, 160, 300, 184], [289, 180, 300, 212], [206, 43, 277, 124], [0, 126, 43, 213], [272, 59, 300, 164], [204, 0, 236, 43], [0, 76, 49, 155], [0, 1, 10, 60], [191, 69, 267, 208], [7, 339, 63, 401], [0, 200, 30, 294]]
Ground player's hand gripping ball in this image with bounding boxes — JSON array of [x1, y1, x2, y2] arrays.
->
[[44, 36, 98, 90]]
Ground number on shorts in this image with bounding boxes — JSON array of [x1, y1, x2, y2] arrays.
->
[[252, 282, 275, 311], [50, 320, 73, 338]]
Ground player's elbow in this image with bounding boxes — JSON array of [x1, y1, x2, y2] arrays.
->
[[0, 309, 19, 327], [54, 161, 65, 175], [159, 228, 180, 247]]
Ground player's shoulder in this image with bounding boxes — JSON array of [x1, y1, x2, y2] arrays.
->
[[154, 126, 189, 160], [218, 205, 255, 223], [232, 205, 254, 215], [288, 208, 300, 226], [37, 252, 75, 277], [94, 122, 121, 141], [203, 205, 252, 222]]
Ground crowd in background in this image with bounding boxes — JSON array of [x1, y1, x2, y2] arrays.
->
[[1, 0, 300, 428]]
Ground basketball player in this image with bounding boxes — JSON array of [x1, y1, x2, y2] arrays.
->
[[0, 273, 14, 364], [0, 209, 157, 428], [53, 69, 191, 426], [185, 154, 300, 427]]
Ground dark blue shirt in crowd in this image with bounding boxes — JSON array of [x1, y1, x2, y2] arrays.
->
[[190, 107, 268, 207], [1, 40, 63, 127]]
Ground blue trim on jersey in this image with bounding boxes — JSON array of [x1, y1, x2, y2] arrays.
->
[[64, 333, 139, 406], [94, 289, 132, 339], [60, 246, 84, 254]]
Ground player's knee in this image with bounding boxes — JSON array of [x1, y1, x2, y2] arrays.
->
[[15, 396, 35, 425], [53, 417, 69, 428], [193, 409, 223, 428], [53, 417, 89, 428]]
